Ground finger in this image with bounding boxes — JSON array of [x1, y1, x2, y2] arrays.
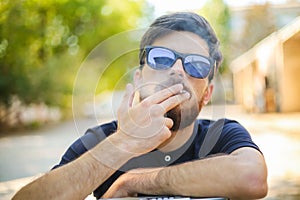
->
[[141, 83, 183, 106], [159, 126, 172, 140], [120, 84, 135, 110], [165, 117, 173, 129], [160, 91, 190, 113], [149, 104, 165, 117]]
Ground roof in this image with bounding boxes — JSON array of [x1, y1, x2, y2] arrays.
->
[[230, 16, 300, 73]]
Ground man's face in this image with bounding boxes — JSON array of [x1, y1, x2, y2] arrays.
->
[[136, 31, 212, 131]]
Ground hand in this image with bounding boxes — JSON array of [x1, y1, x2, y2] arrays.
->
[[102, 173, 136, 198], [102, 168, 161, 198], [116, 83, 190, 155]]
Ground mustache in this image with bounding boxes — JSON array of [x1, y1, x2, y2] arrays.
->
[[154, 77, 192, 95]]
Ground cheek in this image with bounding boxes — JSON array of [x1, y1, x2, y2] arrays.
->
[[142, 66, 169, 83], [138, 69, 166, 99], [195, 88, 205, 99], [138, 84, 156, 99], [189, 79, 208, 99]]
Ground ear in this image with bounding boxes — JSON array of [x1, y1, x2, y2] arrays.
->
[[133, 69, 143, 88], [203, 84, 214, 105]]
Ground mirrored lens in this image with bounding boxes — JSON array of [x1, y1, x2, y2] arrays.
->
[[148, 48, 175, 69], [184, 56, 211, 78]]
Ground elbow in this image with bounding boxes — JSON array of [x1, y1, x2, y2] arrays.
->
[[243, 174, 268, 198], [231, 149, 269, 199], [235, 164, 268, 199]]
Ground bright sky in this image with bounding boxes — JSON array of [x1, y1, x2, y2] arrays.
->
[[148, 0, 288, 16]]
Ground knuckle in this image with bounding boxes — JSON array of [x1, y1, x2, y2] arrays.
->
[[150, 104, 164, 116], [162, 88, 172, 96], [164, 88, 177, 97], [169, 96, 180, 105], [141, 99, 151, 107]]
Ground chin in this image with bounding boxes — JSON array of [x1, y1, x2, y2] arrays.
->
[[168, 97, 201, 131]]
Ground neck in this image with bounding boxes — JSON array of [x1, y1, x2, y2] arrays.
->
[[158, 122, 195, 153]]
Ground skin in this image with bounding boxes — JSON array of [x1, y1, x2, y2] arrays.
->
[[135, 31, 214, 152], [12, 31, 268, 200], [12, 82, 189, 200], [103, 31, 268, 199]]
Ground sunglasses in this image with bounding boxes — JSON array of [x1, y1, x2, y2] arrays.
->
[[140, 46, 214, 79]]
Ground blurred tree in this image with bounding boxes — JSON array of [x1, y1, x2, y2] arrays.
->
[[200, 0, 231, 74], [233, 3, 277, 57], [0, 0, 152, 128]]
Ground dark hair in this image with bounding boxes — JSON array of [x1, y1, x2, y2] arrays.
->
[[139, 12, 223, 80]]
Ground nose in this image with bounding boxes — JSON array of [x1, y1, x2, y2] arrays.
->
[[168, 59, 185, 78]]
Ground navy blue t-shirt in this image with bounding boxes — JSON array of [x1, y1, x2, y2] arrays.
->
[[53, 118, 260, 199]]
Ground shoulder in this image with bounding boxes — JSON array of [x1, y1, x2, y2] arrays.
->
[[197, 118, 247, 134], [196, 118, 259, 157], [52, 120, 118, 169], [86, 120, 118, 137], [82, 120, 118, 149]]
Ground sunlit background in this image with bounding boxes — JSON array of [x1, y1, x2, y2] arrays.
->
[[0, 0, 300, 199]]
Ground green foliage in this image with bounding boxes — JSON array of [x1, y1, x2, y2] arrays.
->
[[199, 0, 231, 73], [0, 0, 151, 124]]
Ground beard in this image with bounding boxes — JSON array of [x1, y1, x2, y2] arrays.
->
[[139, 76, 205, 132], [166, 95, 204, 131]]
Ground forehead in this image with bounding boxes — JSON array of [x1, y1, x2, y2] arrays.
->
[[151, 31, 209, 57]]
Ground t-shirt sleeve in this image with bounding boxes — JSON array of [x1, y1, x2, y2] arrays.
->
[[51, 136, 88, 170], [208, 119, 261, 155], [52, 121, 117, 170], [51, 121, 121, 199]]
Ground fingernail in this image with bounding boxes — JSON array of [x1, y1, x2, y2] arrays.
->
[[184, 91, 190, 99], [176, 83, 183, 89]]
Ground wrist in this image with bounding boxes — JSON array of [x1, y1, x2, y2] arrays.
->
[[119, 173, 136, 194], [89, 133, 136, 169], [155, 167, 173, 194], [109, 130, 140, 157], [127, 168, 164, 195], [111, 129, 149, 156]]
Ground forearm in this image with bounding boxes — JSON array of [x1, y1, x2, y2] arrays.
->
[[157, 148, 267, 199], [124, 148, 267, 199], [12, 133, 135, 200]]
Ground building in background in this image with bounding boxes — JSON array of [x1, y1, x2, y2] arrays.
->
[[230, 16, 300, 112], [229, 2, 300, 59]]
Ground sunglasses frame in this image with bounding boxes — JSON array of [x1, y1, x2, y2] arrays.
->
[[140, 45, 215, 79]]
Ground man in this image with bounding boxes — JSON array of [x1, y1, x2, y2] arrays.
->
[[13, 12, 268, 200]]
